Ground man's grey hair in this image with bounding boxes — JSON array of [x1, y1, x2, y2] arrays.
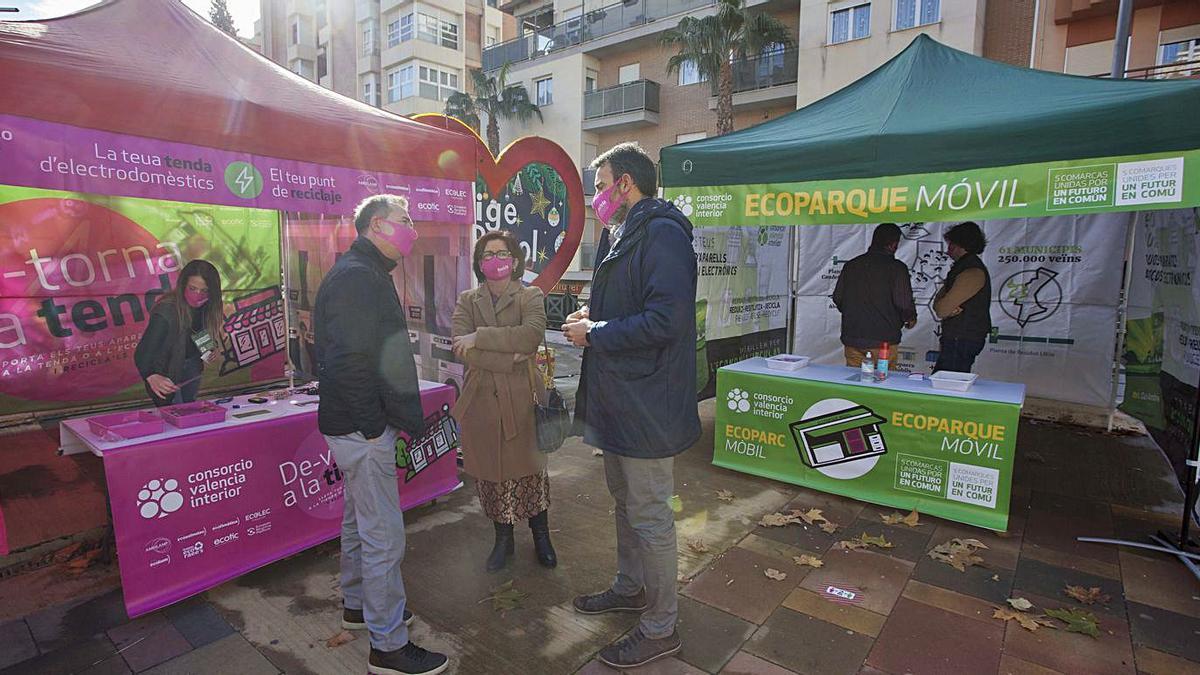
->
[[354, 194, 409, 234]]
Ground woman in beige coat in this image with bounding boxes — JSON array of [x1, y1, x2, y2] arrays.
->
[[451, 230, 555, 572]]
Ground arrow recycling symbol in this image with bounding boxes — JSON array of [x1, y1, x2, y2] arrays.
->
[[1002, 267, 1061, 327]]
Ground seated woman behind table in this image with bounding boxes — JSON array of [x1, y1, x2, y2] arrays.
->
[[134, 259, 225, 406], [451, 230, 556, 573]]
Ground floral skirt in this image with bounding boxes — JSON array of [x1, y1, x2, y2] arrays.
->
[[476, 470, 550, 524]]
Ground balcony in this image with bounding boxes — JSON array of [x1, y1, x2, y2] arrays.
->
[[1093, 60, 1200, 80], [583, 80, 660, 131], [482, 0, 715, 71], [709, 48, 799, 110]]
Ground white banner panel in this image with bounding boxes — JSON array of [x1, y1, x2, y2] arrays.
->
[[792, 214, 1129, 407]]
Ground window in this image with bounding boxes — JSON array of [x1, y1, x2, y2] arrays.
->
[[678, 59, 705, 86], [419, 65, 459, 100], [535, 77, 553, 106], [830, 3, 871, 44], [585, 69, 598, 92], [387, 66, 414, 102], [362, 76, 378, 106], [291, 20, 299, 45], [757, 42, 787, 77], [1160, 38, 1200, 65], [676, 132, 706, 144], [292, 60, 311, 78], [400, 14, 413, 42], [387, 19, 400, 47], [362, 20, 376, 55], [417, 13, 439, 45], [618, 63, 640, 84], [317, 51, 327, 79], [894, 0, 939, 31], [486, 35, 497, 47], [440, 20, 459, 50]]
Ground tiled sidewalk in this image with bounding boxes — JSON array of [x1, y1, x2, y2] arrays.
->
[[2, 408, 1199, 674]]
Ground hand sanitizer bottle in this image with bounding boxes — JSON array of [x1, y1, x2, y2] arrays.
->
[[861, 351, 874, 381]]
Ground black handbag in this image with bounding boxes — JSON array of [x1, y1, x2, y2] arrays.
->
[[528, 337, 570, 454]]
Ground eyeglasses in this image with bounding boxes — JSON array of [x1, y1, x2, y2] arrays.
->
[[481, 250, 514, 260]]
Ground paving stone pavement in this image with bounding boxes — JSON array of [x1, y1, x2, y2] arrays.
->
[[3, 381, 1200, 673]]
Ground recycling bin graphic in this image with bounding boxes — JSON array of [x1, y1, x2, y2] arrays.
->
[[789, 405, 888, 469]]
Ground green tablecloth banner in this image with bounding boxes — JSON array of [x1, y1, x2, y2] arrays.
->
[[715, 359, 1025, 531]]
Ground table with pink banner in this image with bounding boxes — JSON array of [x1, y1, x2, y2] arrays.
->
[[59, 380, 462, 618]]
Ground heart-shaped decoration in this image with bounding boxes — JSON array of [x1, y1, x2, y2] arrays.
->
[[412, 114, 584, 294]]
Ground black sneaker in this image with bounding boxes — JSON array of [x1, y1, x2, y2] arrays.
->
[[572, 588, 648, 615], [598, 627, 681, 669], [368, 642, 448, 675], [343, 607, 415, 630]]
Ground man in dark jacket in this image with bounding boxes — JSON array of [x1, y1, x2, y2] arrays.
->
[[563, 143, 701, 669], [832, 223, 917, 366], [313, 195, 448, 675]]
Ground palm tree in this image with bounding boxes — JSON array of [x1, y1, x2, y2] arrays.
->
[[445, 65, 543, 156], [661, 0, 794, 136]]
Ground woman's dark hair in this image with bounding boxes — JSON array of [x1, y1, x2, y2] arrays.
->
[[945, 221, 987, 255], [160, 259, 225, 340], [472, 230, 525, 283]]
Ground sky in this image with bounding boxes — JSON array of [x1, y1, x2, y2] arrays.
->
[[6, 0, 261, 37]]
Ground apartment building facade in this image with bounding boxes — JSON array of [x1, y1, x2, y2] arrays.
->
[[255, 0, 513, 116], [1030, 0, 1200, 79], [482, 0, 1003, 280]]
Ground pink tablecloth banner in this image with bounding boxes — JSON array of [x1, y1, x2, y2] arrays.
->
[[86, 385, 459, 617]]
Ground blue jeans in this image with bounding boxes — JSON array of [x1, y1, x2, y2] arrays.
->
[[325, 427, 409, 651], [934, 337, 986, 374]]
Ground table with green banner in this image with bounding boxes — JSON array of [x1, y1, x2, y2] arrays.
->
[[715, 358, 1025, 531]]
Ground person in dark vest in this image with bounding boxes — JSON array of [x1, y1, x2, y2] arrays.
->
[[933, 222, 992, 373], [832, 223, 917, 366]]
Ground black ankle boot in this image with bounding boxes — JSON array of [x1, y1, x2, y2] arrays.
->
[[529, 510, 558, 568], [487, 521, 514, 572]]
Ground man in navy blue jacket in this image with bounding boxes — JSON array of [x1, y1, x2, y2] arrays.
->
[[563, 143, 701, 669]]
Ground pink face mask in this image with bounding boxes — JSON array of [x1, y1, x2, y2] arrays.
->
[[378, 219, 419, 257], [591, 181, 625, 226], [184, 288, 208, 308], [481, 256, 513, 281]]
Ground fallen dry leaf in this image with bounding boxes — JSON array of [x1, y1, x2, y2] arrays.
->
[[881, 510, 921, 527], [1045, 607, 1101, 638], [860, 533, 895, 549], [668, 495, 684, 513], [688, 539, 711, 554], [819, 521, 839, 534], [479, 580, 529, 612], [325, 631, 357, 648], [1007, 597, 1034, 612], [759, 512, 799, 528], [1064, 585, 1110, 606], [993, 608, 1056, 632], [764, 568, 788, 581], [716, 489, 736, 503], [835, 539, 869, 551], [794, 555, 824, 568], [796, 508, 825, 525], [928, 538, 988, 572], [992, 574, 1001, 582]]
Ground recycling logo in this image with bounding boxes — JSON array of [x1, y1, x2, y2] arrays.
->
[[137, 478, 185, 519], [727, 388, 751, 413], [999, 268, 1063, 327]]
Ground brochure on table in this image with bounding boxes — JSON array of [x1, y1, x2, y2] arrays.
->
[[715, 358, 1024, 531]]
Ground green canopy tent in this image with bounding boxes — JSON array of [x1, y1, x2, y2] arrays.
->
[[660, 34, 1200, 559], [661, 34, 1200, 191]]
